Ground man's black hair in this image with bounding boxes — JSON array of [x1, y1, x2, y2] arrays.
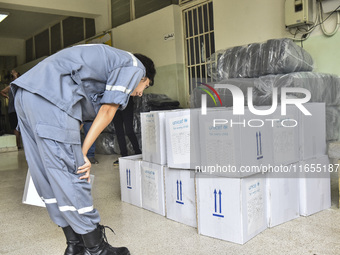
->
[[134, 53, 156, 86]]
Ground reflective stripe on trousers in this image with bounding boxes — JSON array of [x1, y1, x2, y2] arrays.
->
[[15, 88, 100, 234]]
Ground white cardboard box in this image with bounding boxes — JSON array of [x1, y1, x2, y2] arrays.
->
[[299, 103, 326, 161], [165, 109, 201, 169], [164, 167, 197, 228], [22, 169, 45, 207], [198, 108, 273, 177], [23, 170, 94, 208], [266, 165, 300, 228], [119, 154, 143, 207], [299, 155, 331, 216], [141, 161, 165, 216], [196, 173, 267, 244], [141, 111, 167, 165], [0, 134, 17, 152], [0, 134, 16, 148]]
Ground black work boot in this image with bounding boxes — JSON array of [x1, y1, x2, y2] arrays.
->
[[82, 225, 130, 255], [62, 226, 85, 255]]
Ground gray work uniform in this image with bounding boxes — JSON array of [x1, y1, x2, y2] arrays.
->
[[12, 44, 145, 234]]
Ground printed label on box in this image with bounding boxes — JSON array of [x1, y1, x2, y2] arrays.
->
[[169, 115, 190, 164], [204, 121, 236, 166], [246, 178, 264, 235], [273, 119, 296, 163], [143, 113, 156, 152], [143, 167, 159, 211]]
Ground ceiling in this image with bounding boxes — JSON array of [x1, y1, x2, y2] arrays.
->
[[0, 8, 66, 40]]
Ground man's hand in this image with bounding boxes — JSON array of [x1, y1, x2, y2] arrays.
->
[[77, 156, 92, 183]]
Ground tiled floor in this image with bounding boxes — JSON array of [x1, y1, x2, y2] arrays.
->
[[0, 150, 340, 255]]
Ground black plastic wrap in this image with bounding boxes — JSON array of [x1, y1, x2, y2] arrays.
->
[[94, 133, 116, 155], [133, 112, 141, 135], [207, 38, 314, 80], [94, 93, 177, 155], [113, 133, 142, 155], [134, 93, 171, 113], [103, 120, 116, 133]]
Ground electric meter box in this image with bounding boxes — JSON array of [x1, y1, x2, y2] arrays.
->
[[285, 0, 314, 28]]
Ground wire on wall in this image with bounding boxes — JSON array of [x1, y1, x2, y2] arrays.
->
[[288, 1, 340, 41], [319, 1, 340, 36]]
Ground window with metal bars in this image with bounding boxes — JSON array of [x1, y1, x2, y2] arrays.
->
[[183, 1, 215, 94], [25, 17, 96, 63], [111, 0, 178, 28]]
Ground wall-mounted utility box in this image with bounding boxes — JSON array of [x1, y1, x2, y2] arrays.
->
[[285, 0, 314, 28]]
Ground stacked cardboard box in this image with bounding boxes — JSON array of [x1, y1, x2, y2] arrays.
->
[[0, 134, 17, 152], [119, 102, 331, 244], [119, 155, 143, 208], [196, 173, 267, 244], [117, 38, 331, 244], [164, 167, 197, 228], [141, 111, 167, 165]]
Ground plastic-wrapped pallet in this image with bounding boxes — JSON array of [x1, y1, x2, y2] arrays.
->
[[190, 72, 340, 141], [254, 72, 340, 106], [253, 72, 340, 141], [207, 38, 314, 81]]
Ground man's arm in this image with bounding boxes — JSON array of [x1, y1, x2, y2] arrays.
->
[[77, 103, 119, 181]]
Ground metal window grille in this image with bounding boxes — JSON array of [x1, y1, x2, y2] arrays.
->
[[183, 1, 215, 94]]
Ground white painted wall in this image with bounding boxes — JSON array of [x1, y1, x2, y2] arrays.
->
[[112, 5, 184, 67], [212, 0, 340, 77], [213, 0, 290, 50], [112, 5, 187, 106]]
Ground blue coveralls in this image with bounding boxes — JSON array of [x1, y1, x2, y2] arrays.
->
[[12, 44, 145, 234]]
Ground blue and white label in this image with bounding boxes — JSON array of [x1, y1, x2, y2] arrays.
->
[[256, 131, 263, 160], [176, 180, 184, 205], [126, 169, 132, 189], [169, 115, 190, 164], [212, 189, 224, 218]]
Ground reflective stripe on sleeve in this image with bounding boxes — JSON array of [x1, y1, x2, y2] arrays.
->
[[127, 52, 138, 67], [105, 85, 132, 94]]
